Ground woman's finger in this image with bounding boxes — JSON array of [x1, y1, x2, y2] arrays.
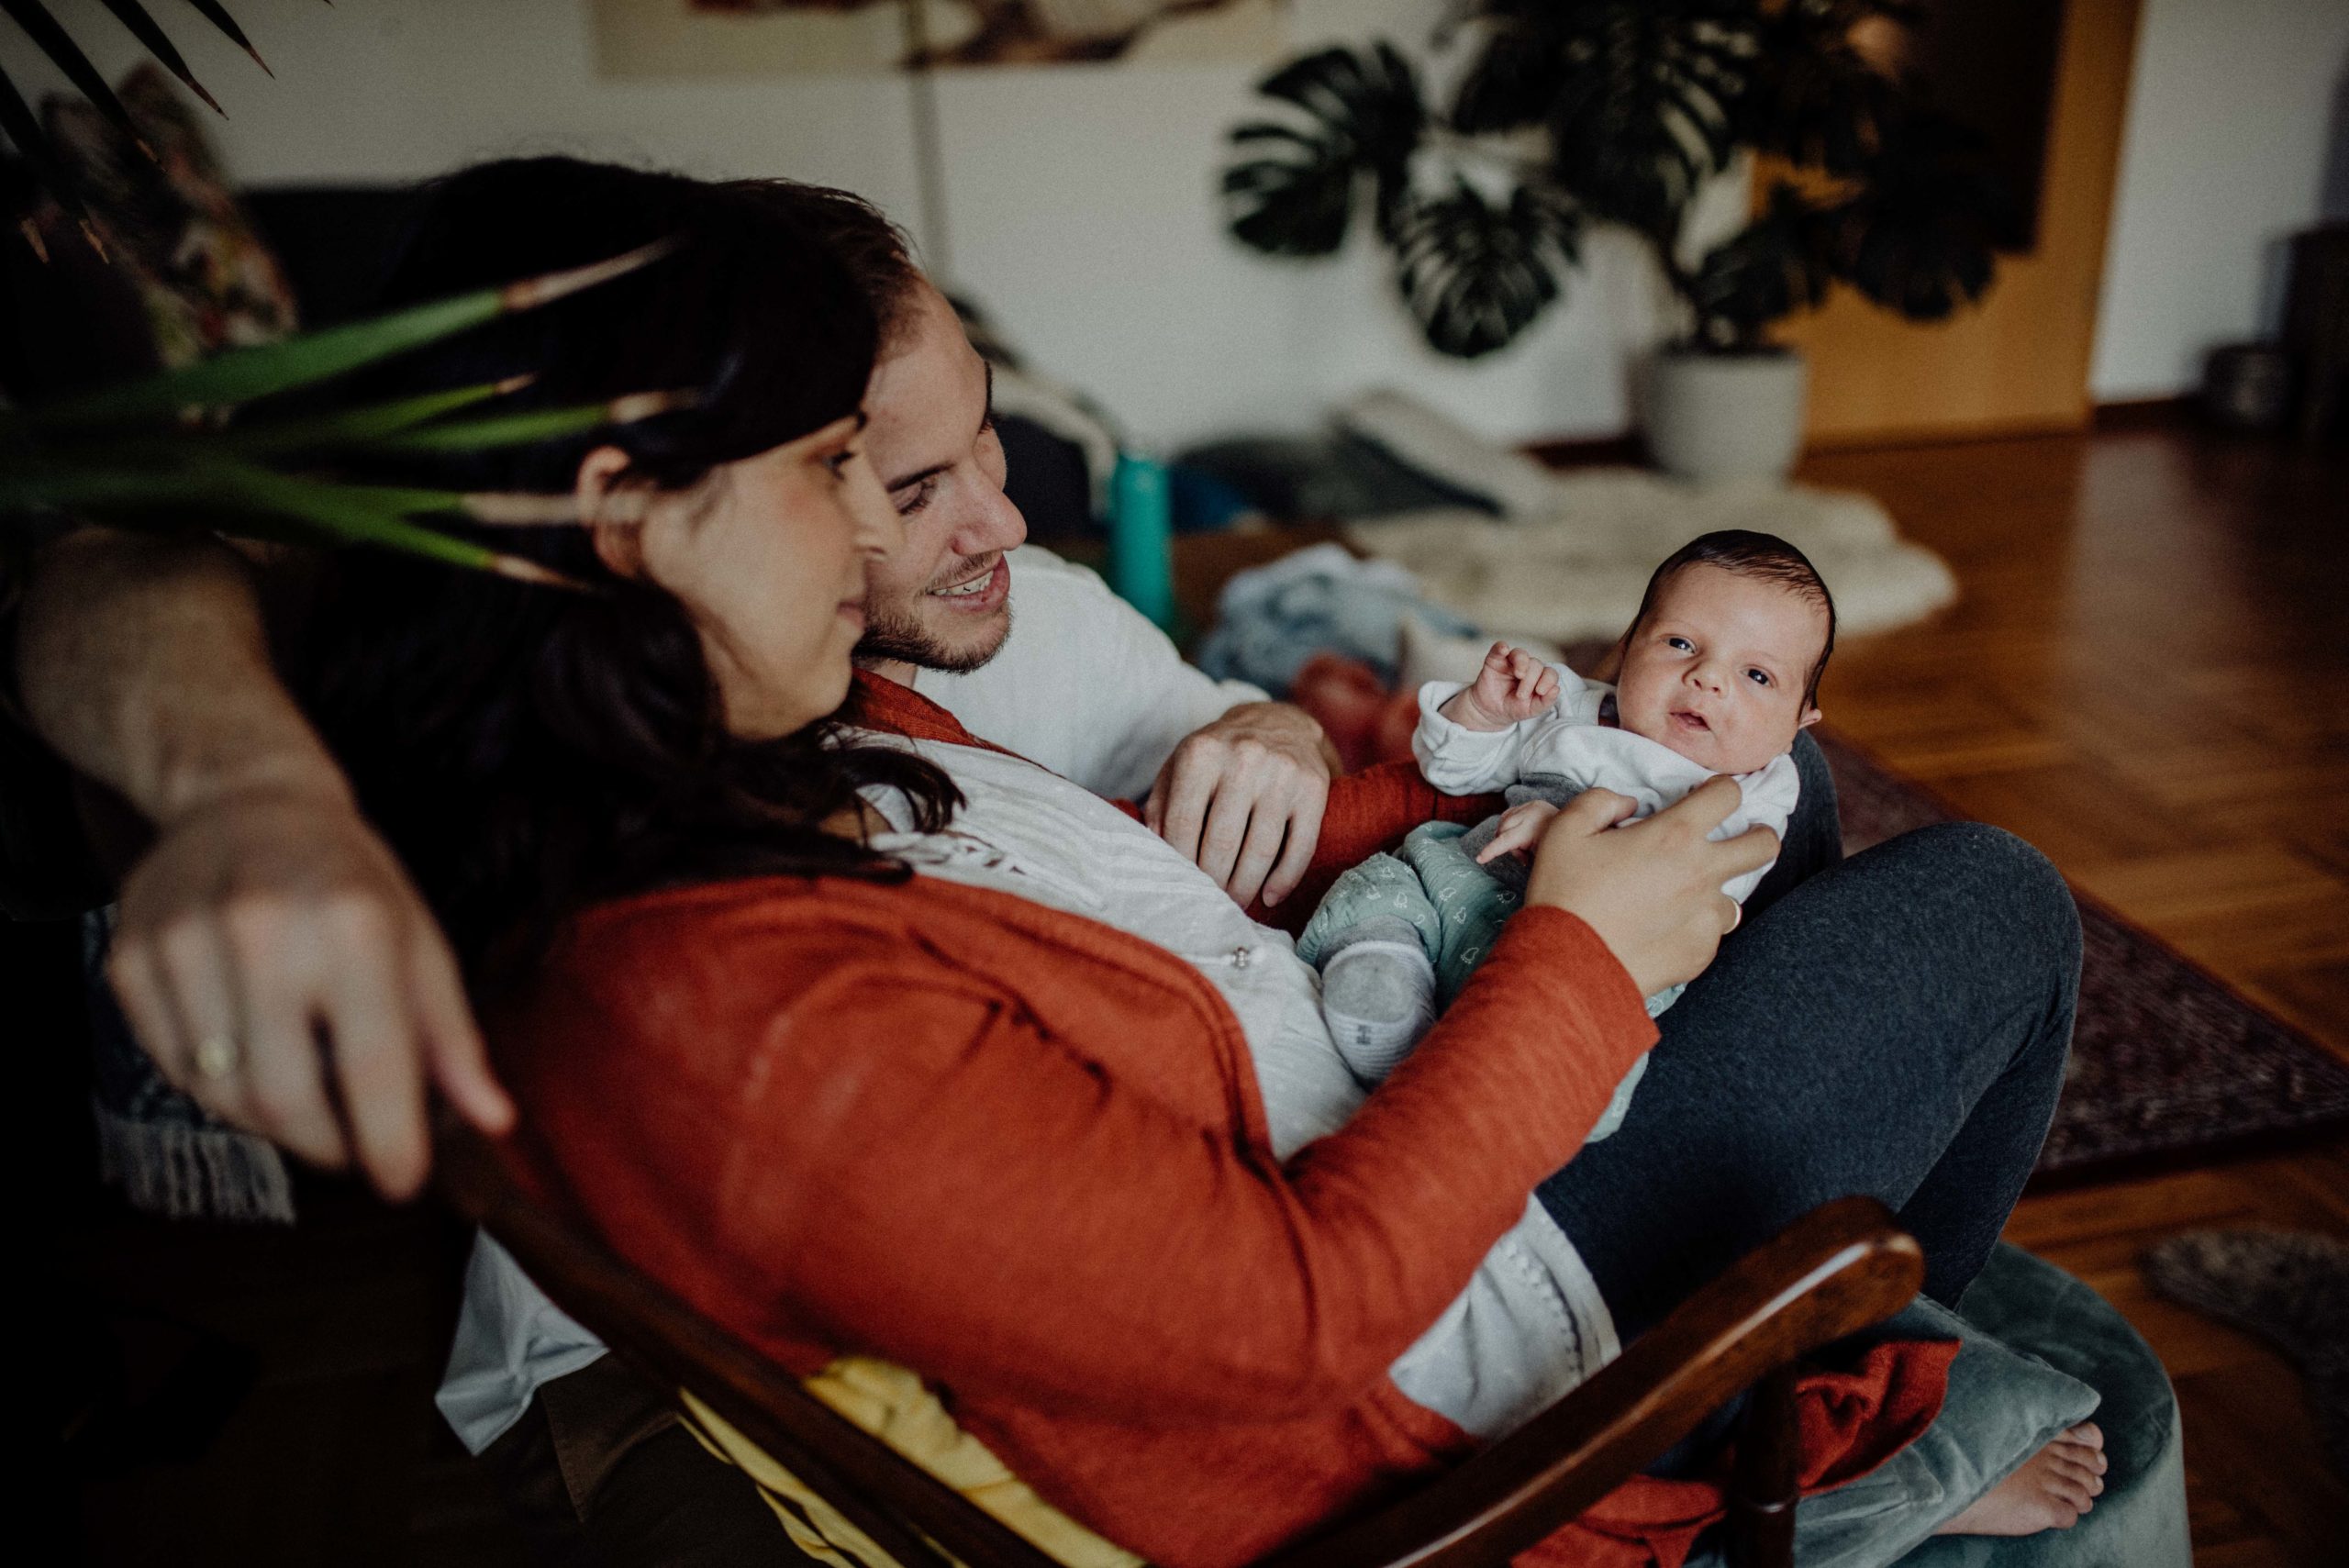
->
[[1556, 786, 1639, 833], [1704, 821, 1782, 883]]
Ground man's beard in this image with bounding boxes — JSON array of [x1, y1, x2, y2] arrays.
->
[[856, 593, 1011, 674]]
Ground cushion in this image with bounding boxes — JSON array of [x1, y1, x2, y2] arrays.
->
[[1686, 1243, 2187, 1568]]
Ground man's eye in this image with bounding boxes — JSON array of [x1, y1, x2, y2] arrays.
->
[[893, 475, 939, 517], [825, 451, 857, 477]]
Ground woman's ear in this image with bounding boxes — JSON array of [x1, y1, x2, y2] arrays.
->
[[576, 445, 646, 580]]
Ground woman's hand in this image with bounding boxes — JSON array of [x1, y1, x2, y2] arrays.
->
[[106, 783, 513, 1200], [1520, 777, 1776, 996]]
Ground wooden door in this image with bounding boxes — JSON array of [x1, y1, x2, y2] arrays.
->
[[1779, 0, 2145, 446]]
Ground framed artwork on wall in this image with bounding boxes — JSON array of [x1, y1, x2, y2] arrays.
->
[[588, 0, 1288, 78]]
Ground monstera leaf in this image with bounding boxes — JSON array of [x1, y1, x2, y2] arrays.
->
[[1819, 114, 2010, 320], [1390, 182, 1581, 359], [1530, 0, 1753, 240], [1686, 183, 1837, 349], [1737, 0, 1912, 175], [1222, 42, 1426, 256]]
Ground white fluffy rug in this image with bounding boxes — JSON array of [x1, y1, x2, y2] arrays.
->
[[1344, 468, 1957, 647]]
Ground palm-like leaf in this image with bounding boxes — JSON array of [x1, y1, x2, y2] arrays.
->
[[3, 243, 676, 583], [1, 0, 285, 228], [1391, 182, 1581, 359], [1222, 43, 1425, 257]]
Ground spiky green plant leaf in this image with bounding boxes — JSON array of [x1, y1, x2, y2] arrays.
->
[[0, 0, 152, 155], [95, 0, 225, 115], [24, 240, 672, 427]]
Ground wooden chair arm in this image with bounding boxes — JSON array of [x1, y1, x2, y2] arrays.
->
[[1254, 1196, 1924, 1568], [440, 1124, 1920, 1568], [437, 1125, 1044, 1568]]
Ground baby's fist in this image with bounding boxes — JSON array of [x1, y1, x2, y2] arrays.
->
[[1447, 642, 1558, 730]]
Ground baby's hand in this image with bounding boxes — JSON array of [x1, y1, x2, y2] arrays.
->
[[1475, 798, 1562, 864], [1442, 642, 1559, 731]]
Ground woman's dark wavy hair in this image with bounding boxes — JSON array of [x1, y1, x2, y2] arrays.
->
[[304, 156, 958, 982]]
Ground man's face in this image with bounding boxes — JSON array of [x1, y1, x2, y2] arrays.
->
[[855, 283, 1028, 673]]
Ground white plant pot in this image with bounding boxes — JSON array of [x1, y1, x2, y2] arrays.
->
[[1641, 348, 1809, 485]]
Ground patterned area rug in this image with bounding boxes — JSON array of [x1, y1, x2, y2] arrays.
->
[[1817, 728, 2349, 1185]]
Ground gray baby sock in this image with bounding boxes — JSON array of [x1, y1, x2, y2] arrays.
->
[[1319, 917, 1438, 1086]]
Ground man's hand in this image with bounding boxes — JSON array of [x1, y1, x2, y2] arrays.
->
[[104, 783, 514, 1201], [1441, 642, 1558, 731], [18, 529, 514, 1199], [1521, 776, 1776, 996], [1143, 701, 1338, 908]]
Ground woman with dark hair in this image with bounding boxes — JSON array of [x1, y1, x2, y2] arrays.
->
[[296, 157, 2100, 1564]]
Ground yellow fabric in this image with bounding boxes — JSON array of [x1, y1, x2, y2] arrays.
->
[[674, 1359, 1146, 1568]]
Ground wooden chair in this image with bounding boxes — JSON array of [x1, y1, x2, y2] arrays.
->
[[438, 1127, 1925, 1568]]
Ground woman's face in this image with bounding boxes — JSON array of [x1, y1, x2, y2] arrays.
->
[[597, 415, 903, 739]]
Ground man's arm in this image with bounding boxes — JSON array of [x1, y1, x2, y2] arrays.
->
[[920, 546, 1338, 906], [16, 529, 511, 1197]]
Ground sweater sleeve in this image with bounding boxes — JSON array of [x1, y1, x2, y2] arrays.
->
[[544, 905, 1655, 1429]]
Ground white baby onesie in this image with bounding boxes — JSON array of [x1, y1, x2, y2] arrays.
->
[[1413, 662, 1799, 905]]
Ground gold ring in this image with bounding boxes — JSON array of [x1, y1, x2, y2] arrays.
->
[[193, 1033, 241, 1081]]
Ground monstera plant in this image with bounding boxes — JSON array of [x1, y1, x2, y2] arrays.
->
[[1222, 0, 2015, 360]]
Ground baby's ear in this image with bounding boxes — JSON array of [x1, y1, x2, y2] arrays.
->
[[1798, 705, 1823, 730]]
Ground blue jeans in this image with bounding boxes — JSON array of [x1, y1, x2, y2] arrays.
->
[[1539, 732, 2082, 1342]]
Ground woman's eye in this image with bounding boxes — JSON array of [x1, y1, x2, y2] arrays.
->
[[824, 449, 859, 478], [894, 475, 939, 517]]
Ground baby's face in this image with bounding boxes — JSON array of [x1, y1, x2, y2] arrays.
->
[[1614, 564, 1826, 776]]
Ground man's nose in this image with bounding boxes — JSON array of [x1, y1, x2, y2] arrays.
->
[[952, 480, 1028, 558]]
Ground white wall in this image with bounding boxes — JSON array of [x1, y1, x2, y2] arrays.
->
[[1, 0, 1678, 449], [2089, 0, 2349, 401]]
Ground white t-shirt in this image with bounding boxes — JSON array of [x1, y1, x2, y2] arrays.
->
[[437, 545, 1270, 1452], [911, 545, 1268, 800]]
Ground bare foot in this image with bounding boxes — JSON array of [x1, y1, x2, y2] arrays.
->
[[1935, 1422, 2108, 1536]]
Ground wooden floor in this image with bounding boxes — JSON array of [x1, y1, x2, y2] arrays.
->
[[1798, 421, 2349, 1567]]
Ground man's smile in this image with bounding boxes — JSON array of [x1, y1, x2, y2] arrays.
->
[[929, 555, 1009, 611]]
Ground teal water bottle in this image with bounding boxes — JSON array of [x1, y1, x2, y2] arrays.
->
[[1108, 449, 1176, 633]]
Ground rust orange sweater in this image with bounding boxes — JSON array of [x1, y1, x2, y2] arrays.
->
[[493, 678, 1945, 1568]]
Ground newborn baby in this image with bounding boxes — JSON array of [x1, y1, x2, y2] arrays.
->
[[1297, 528, 1836, 1138]]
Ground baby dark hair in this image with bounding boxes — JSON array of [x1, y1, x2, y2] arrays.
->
[[1622, 530, 1838, 708]]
